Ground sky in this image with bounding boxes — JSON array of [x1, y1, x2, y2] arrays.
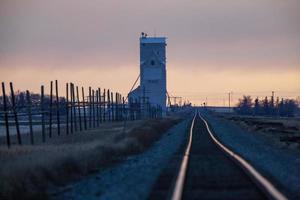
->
[[0, 0, 299, 106]]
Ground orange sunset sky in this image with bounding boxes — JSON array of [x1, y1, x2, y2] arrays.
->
[[0, 0, 299, 106]]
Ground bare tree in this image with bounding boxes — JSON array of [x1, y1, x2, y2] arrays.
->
[[236, 95, 253, 115]]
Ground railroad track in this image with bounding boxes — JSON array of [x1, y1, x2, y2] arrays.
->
[[149, 112, 288, 200]]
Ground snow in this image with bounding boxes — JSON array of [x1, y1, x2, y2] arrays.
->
[[201, 111, 300, 199], [52, 118, 191, 200]]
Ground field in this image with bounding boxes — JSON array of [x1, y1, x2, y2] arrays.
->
[[215, 113, 300, 151], [0, 116, 184, 200]]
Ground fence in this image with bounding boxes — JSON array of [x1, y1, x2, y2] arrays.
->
[[0, 81, 162, 148]]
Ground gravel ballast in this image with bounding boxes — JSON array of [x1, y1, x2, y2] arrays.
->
[[202, 111, 300, 199], [52, 118, 191, 200]]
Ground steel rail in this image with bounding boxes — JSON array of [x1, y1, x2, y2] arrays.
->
[[199, 115, 288, 200], [170, 113, 197, 200]]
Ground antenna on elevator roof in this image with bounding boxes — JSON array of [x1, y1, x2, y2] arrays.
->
[[141, 32, 147, 38]]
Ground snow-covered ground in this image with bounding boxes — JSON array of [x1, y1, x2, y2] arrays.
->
[[51, 118, 191, 200], [201, 111, 300, 199]]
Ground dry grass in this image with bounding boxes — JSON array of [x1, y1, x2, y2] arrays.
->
[[0, 117, 183, 200], [216, 113, 300, 150]]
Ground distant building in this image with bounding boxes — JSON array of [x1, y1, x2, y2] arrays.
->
[[128, 33, 167, 115]]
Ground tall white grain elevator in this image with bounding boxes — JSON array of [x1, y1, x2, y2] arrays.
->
[[140, 33, 167, 113], [128, 33, 167, 115]]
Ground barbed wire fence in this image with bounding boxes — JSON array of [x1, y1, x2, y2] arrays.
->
[[0, 81, 162, 148]]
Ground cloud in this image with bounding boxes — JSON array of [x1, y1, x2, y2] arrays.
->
[[0, 0, 299, 106], [0, 0, 299, 71]]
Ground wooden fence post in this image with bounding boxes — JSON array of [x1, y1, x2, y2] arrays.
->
[[55, 80, 60, 136], [103, 89, 106, 122], [119, 93, 121, 120], [76, 86, 82, 131], [10, 82, 22, 145], [120, 94, 122, 120], [118, 93, 121, 121], [70, 83, 74, 134], [115, 93, 118, 121], [2, 82, 10, 147], [122, 96, 125, 121], [120, 96, 122, 120], [72, 83, 77, 132], [66, 83, 69, 135], [116, 93, 118, 121], [89, 87, 92, 128], [41, 85, 46, 142], [92, 89, 95, 128], [98, 88, 102, 123], [107, 89, 111, 121], [96, 90, 100, 127], [26, 90, 34, 145], [82, 87, 87, 130], [111, 91, 114, 121], [49, 81, 53, 138]]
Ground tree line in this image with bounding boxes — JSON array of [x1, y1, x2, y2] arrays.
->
[[235, 95, 299, 117]]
